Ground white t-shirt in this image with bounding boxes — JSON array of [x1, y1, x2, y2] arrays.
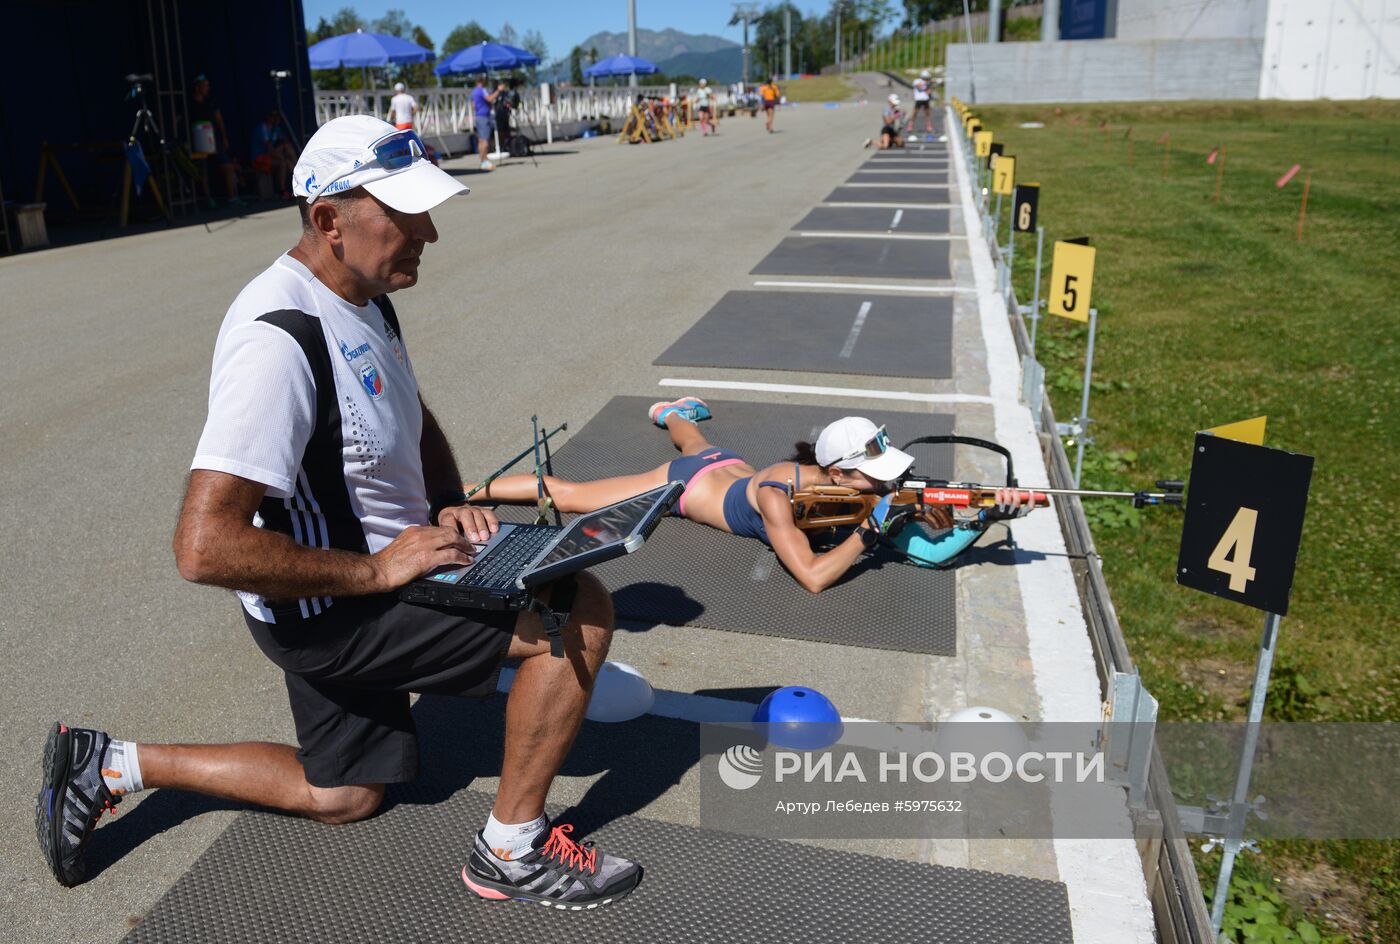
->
[[192, 253, 426, 623], [389, 92, 416, 125], [913, 78, 930, 102]]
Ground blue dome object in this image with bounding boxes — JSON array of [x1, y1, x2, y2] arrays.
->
[[753, 686, 844, 750]]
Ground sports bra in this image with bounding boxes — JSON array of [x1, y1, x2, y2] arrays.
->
[[722, 464, 801, 545]]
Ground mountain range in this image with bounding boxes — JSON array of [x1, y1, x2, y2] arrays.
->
[[545, 28, 744, 83]]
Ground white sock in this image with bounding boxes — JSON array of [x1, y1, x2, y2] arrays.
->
[[482, 812, 547, 862], [100, 739, 144, 796]]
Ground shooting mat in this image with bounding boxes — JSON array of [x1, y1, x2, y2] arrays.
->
[[121, 779, 1072, 944], [846, 171, 950, 185], [497, 397, 958, 655], [791, 205, 951, 234], [824, 185, 951, 206], [750, 235, 951, 281], [653, 291, 953, 379]]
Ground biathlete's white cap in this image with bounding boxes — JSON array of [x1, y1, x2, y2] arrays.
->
[[394, 81, 405, 91], [816, 416, 915, 482], [888, 93, 900, 104], [699, 77, 707, 86], [921, 69, 931, 79], [292, 115, 467, 214]]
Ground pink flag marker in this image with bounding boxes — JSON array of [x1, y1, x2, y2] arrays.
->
[[1156, 131, 1170, 145], [1207, 147, 1219, 164], [1276, 163, 1302, 188]]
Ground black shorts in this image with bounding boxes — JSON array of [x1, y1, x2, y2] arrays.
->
[[245, 594, 516, 788]]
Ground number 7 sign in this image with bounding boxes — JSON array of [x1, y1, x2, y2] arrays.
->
[[1048, 240, 1095, 321], [1176, 434, 1313, 615]]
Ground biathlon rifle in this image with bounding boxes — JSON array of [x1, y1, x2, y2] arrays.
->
[[457, 418, 569, 525], [790, 435, 1183, 532]]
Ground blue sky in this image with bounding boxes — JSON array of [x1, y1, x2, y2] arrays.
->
[[301, 1, 754, 63]]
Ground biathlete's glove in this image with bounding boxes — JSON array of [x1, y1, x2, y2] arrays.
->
[[979, 487, 1035, 522]]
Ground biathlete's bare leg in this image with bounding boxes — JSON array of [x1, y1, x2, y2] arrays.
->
[[664, 414, 716, 456], [466, 468, 670, 514]]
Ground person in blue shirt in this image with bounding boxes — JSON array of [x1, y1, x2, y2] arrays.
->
[[250, 110, 297, 197], [472, 76, 505, 170]]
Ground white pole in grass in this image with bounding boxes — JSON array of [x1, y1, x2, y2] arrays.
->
[[1073, 307, 1098, 488]]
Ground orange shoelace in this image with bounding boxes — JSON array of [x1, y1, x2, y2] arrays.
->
[[540, 824, 597, 875]]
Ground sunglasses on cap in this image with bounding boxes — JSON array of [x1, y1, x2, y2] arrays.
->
[[310, 128, 426, 201], [835, 425, 890, 464]]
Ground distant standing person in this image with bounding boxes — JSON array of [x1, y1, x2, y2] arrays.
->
[[472, 76, 503, 171], [694, 78, 715, 136], [388, 82, 417, 130], [189, 73, 242, 206], [907, 70, 934, 135], [759, 76, 781, 133]]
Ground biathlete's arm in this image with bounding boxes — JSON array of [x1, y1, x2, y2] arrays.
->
[[757, 487, 875, 594]]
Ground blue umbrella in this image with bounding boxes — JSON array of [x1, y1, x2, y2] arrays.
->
[[308, 29, 434, 69], [583, 54, 660, 78], [434, 42, 541, 76]]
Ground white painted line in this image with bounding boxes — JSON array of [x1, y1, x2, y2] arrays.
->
[[891, 209, 904, 229], [797, 231, 961, 241], [753, 279, 973, 294], [839, 301, 872, 358], [822, 202, 954, 209], [658, 377, 996, 406]]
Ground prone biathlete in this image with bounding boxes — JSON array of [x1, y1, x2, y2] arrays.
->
[[469, 398, 1033, 592]]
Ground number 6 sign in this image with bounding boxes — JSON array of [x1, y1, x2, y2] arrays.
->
[[1048, 240, 1095, 321], [1176, 434, 1314, 615]]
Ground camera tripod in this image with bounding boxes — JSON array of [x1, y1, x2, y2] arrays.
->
[[121, 74, 172, 225], [269, 69, 305, 148]]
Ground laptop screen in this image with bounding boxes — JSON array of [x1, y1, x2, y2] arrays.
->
[[528, 486, 672, 571]]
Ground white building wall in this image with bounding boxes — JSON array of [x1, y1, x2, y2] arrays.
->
[[1115, 0, 1269, 41], [1260, 0, 1400, 99]]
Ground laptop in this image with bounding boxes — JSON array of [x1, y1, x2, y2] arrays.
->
[[400, 481, 682, 611]]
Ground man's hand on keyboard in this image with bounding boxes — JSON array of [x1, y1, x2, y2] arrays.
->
[[371, 525, 476, 591], [438, 503, 500, 544]]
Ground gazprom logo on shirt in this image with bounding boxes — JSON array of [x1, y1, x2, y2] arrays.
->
[[340, 339, 372, 361], [359, 362, 385, 399]]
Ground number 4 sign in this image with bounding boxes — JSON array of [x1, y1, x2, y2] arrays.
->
[[1176, 434, 1314, 615]]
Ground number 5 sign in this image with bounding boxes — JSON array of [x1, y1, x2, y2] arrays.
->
[[1048, 240, 1095, 321], [1176, 434, 1313, 615]]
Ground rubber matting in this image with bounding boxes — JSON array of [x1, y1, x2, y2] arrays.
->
[[497, 397, 958, 654], [825, 185, 950, 205], [122, 782, 1072, 944], [867, 149, 947, 159], [847, 171, 949, 184], [654, 290, 952, 378], [862, 159, 951, 171], [792, 206, 951, 234], [751, 236, 951, 280]]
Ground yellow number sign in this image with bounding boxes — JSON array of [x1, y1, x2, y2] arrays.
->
[[1048, 241, 1096, 321], [965, 115, 978, 136], [974, 131, 993, 158], [993, 155, 1016, 195]]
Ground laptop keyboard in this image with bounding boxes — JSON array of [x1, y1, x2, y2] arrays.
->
[[469, 527, 558, 589]]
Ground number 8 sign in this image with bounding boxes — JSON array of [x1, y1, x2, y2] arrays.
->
[[1176, 434, 1313, 615], [1048, 240, 1095, 321]]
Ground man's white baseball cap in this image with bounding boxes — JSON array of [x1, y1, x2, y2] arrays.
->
[[292, 115, 467, 214], [816, 417, 915, 481], [394, 81, 405, 92], [921, 69, 931, 79], [698, 77, 707, 86]]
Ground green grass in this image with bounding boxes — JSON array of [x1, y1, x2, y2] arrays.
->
[[976, 99, 1400, 942], [778, 74, 862, 103]]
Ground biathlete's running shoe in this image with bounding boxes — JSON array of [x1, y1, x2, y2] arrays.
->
[[462, 822, 642, 910], [648, 397, 711, 427], [35, 722, 120, 887]]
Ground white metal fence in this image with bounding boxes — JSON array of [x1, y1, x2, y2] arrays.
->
[[313, 83, 730, 136]]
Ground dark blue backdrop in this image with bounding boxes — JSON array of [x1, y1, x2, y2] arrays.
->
[[1060, 0, 1110, 40], [1, 0, 313, 211]]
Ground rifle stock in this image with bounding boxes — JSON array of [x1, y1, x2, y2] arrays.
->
[[790, 481, 1051, 531]]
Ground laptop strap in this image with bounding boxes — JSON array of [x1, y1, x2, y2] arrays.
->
[[528, 575, 579, 658]]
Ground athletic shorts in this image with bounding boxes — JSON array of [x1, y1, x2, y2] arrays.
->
[[668, 448, 748, 517], [245, 594, 516, 788], [763, 102, 776, 111]]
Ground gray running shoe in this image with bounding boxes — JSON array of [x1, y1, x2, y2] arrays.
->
[[462, 822, 641, 910], [35, 723, 119, 887]]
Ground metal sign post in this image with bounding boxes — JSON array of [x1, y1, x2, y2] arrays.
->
[[1073, 307, 1097, 487]]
